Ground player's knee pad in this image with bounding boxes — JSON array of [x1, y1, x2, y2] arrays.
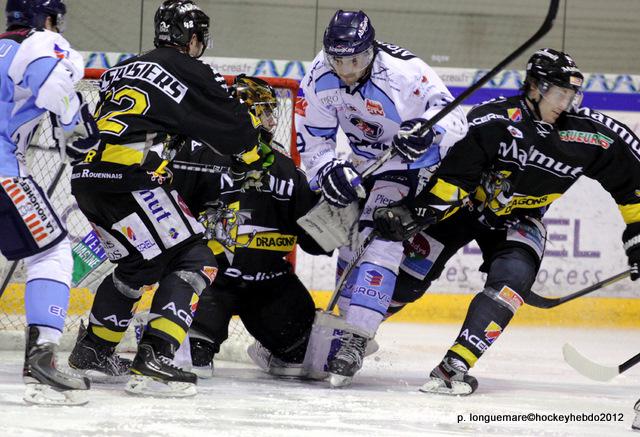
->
[[485, 246, 538, 306], [23, 236, 72, 286], [111, 271, 145, 299]]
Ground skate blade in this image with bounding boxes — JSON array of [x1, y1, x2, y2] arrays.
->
[[191, 365, 214, 380], [75, 368, 130, 384], [23, 384, 89, 406], [419, 378, 474, 396], [329, 373, 353, 388], [124, 374, 197, 397]]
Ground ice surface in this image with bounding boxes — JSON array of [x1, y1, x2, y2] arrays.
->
[[1, 323, 638, 437]]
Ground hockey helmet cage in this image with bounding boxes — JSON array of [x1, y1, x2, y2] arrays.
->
[[154, 0, 211, 54], [233, 75, 279, 133], [323, 10, 375, 57], [525, 48, 584, 92], [6, 0, 66, 32]]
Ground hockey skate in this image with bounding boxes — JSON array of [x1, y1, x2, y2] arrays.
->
[[419, 356, 478, 396], [328, 331, 368, 388], [125, 342, 197, 397], [189, 337, 215, 379], [632, 398, 640, 431], [247, 341, 307, 378], [23, 326, 90, 406], [68, 321, 131, 383]]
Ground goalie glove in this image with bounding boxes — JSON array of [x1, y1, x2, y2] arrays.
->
[[230, 128, 275, 190], [391, 118, 437, 162], [623, 223, 640, 281], [50, 92, 99, 162], [315, 159, 366, 208]]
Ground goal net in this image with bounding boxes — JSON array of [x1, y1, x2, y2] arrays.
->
[[0, 68, 300, 363]]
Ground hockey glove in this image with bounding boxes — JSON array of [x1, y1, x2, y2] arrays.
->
[[373, 202, 438, 242], [316, 159, 366, 208], [623, 223, 640, 281], [391, 118, 437, 162], [50, 92, 100, 162]]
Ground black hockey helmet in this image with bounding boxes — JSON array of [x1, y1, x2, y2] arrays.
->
[[524, 48, 584, 92], [154, 0, 211, 56], [6, 0, 67, 32]]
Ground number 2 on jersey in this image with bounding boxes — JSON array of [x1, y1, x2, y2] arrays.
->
[[95, 86, 150, 135]]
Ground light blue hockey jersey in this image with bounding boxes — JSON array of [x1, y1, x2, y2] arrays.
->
[[0, 28, 83, 177]]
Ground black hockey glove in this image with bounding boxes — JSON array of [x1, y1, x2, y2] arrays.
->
[[316, 159, 366, 208], [50, 92, 100, 162], [623, 223, 640, 281], [373, 202, 438, 242], [391, 118, 437, 162]]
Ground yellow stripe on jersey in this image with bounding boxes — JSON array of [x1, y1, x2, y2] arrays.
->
[[430, 179, 469, 203], [618, 203, 640, 224], [101, 144, 144, 166]]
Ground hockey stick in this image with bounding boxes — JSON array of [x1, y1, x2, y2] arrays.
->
[[562, 343, 640, 381], [299, 0, 561, 248], [0, 161, 67, 300], [325, 231, 378, 313], [171, 160, 230, 175], [525, 269, 630, 309]]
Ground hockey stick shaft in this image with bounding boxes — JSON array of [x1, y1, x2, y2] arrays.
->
[[171, 160, 230, 175], [0, 162, 67, 299], [525, 269, 630, 309], [360, 0, 560, 180], [325, 231, 378, 313]]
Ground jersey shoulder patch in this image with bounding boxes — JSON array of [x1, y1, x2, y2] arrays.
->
[[374, 41, 416, 60]]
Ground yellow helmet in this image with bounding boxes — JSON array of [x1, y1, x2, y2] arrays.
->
[[233, 75, 278, 133]]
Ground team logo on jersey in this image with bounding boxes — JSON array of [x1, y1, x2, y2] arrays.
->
[[365, 99, 385, 116], [295, 97, 308, 116], [507, 125, 523, 139], [507, 108, 522, 122], [364, 269, 384, 286], [484, 321, 503, 344], [53, 43, 68, 59], [348, 115, 383, 140], [121, 226, 136, 240], [558, 130, 613, 149]]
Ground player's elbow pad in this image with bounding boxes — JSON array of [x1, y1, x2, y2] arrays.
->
[[35, 65, 80, 126]]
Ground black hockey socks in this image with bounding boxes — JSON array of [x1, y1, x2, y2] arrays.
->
[[446, 291, 516, 368], [87, 274, 140, 347]]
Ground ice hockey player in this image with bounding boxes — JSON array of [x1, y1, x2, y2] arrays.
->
[[171, 75, 330, 378], [372, 48, 640, 395], [67, 0, 270, 397], [295, 9, 467, 387], [0, 0, 100, 405]]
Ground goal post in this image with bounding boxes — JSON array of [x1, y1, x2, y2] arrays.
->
[[0, 68, 301, 362]]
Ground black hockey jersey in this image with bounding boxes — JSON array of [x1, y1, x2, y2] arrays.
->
[[416, 95, 640, 231], [172, 142, 327, 282], [72, 47, 259, 193]]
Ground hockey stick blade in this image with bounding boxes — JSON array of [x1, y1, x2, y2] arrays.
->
[[525, 269, 630, 309], [563, 344, 640, 382]]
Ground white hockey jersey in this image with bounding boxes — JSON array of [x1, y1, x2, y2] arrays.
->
[[0, 28, 84, 177], [296, 41, 468, 183]]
